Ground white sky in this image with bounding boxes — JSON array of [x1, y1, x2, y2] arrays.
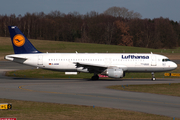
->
[[0, 0, 180, 22]]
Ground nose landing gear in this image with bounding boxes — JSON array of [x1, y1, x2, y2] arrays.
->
[[151, 72, 156, 81]]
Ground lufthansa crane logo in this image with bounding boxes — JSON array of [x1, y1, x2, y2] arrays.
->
[[13, 34, 25, 47]]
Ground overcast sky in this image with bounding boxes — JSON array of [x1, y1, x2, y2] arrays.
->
[[0, 0, 179, 22]]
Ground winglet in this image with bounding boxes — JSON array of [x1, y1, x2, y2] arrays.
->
[[8, 26, 41, 54]]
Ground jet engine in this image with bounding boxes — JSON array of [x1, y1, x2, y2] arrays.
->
[[105, 68, 124, 78]]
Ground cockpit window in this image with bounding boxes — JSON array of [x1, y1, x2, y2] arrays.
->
[[162, 59, 171, 62]]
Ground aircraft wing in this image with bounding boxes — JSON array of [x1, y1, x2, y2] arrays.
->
[[74, 62, 107, 73]]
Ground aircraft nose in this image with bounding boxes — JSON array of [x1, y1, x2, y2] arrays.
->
[[172, 62, 177, 69]]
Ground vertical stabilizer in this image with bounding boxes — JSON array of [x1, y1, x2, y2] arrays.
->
[[8, 26, 41, 54]]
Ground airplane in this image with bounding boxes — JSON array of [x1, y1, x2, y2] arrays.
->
[[5, 26, 177, 80]]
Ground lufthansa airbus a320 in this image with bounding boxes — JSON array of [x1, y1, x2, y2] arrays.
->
[[5, 26, 177, 80]]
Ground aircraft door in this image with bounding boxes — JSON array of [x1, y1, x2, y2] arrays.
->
[[38, 55, 43, 65], [151, 55, 157, 66]]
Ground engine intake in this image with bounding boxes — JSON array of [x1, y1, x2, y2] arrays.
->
[[106, 68, 124, 78]]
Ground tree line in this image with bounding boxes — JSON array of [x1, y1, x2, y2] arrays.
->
[[0, 7, 179, 49]]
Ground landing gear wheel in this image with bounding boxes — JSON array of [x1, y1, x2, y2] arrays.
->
[[152, 77, 156, 81], [91, 74, 99, 80], [151, 72, 156, 81]]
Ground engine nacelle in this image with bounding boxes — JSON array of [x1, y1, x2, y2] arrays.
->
[[107, 68, 124, 78]]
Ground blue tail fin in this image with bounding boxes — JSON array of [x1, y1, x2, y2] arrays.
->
[[8, 26, 41, 54]]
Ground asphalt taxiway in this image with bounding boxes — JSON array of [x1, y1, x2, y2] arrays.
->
[[0, 61, 180, 118]]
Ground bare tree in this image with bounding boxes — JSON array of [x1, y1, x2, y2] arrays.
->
[[104, 6, 142, 19]]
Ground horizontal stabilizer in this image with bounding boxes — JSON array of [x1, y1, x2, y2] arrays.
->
[[5, 55, 27, 63]]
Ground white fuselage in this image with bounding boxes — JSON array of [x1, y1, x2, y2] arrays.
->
[[5, 53, 177, 73]]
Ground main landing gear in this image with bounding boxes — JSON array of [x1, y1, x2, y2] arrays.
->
[[91, 74, 99, 80], [151, 72, 156, 81]]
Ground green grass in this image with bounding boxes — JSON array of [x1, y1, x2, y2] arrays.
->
[[0, 98, 178, 120], [107, 83, 180, 97], [26, 39, 180, 55], [1, 37, 180, 60]]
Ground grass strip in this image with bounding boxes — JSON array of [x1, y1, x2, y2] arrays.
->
[[0, 98, 178, 120], [107, 83, 180, 97]]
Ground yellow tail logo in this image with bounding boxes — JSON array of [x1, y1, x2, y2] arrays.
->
[[13, 34, 25, 47]]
